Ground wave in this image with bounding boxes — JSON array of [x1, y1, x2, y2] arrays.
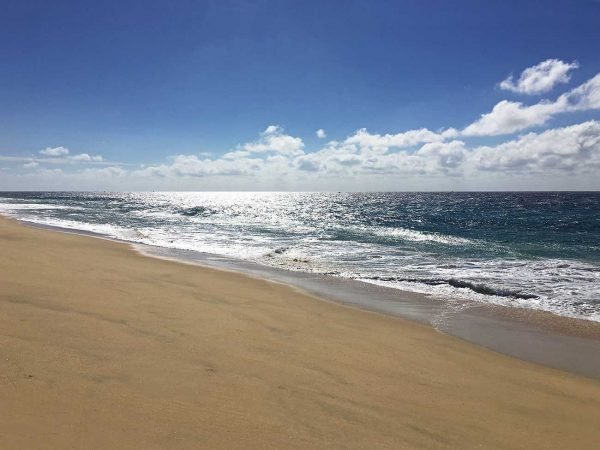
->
[[371, 227, 473, 245], [363, 276, 538, 300], [0, 203, 75, 211], [327, 224, 474, 247], [180, 206, 214, 217], [2, 191, 599, 322], [333, 228, 469, 251], [446, 278, 538, 299]]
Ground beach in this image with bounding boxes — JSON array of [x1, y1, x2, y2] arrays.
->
[[1, 216, 599, 449]]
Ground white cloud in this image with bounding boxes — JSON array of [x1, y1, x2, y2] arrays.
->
[[560, 73, 600, 111], [462, 99, 561, 136], [471, 120, 600, 173], [115, 120, 600, 182], [499, 59, 579, 95], [294, 142, 362, 175], [296, 121, 600, 177], [35, 146, 104, 162], [134, 154, 265, 178], [36, 167, 63, 175], [3, 120, 600, 191], [82, 166, 126, 177], [417, 140, 467, 171], [240, 125, 305, 156], [343, 127, 458, 152], [296, 139, 469, 177], [463, 73, 600, 136], [316, 128, 327, 138], [40, 146, 69, 156], [0, 151, 116, 167], [263, 125, 281, 134], [71, 153, 104, 162], [221, 150, 251, 160], [4, 62, 600, 190]]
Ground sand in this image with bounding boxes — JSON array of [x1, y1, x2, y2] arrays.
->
[[1, 216, 599, 449]]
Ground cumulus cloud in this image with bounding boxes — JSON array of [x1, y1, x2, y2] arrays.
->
[[417, 141, 467, 171], [4, 120, 599, 191], [560, 73, 600, 111], [463, 73, 600, 136], [296, 122, 600, 176], [292, 138, 470, 177], [36, 147, 104, 162], [499, 59, 579, 95], [134, 154, 265, 178], [82, 166, 126, 177], [263, 125, 280, 134], [4, 61, 600, 190], [316, 128, 327, 138], [343, 127, 459, 151], [472, 120, 600, 173], [1, 149, 114, 170], [239, 125, 305, 156], [40, 146, 69, 156], [132, 128, 370, 179], [129, 120, 600, 182], [462, 99, 560, 136], [71, 153, 104, 162]]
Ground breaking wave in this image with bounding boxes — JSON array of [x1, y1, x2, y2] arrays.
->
[[362, 276, 538, 300], [1, 191, 599, 322]]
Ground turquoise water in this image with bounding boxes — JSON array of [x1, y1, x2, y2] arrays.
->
[[1, 191, 598, 321]]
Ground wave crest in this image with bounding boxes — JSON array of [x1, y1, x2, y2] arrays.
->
[[365, 276, 538, 300]]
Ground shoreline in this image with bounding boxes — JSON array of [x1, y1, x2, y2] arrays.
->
[[17, 216, 600, 379], [2, 216, 600, 448]]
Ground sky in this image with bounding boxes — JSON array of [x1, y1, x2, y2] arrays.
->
[[1, 0, 600, 191]]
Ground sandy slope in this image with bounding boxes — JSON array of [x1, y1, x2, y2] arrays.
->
[[1, 217, 599, 449]]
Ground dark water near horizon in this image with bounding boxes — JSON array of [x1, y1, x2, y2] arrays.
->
[[1, 191, 599, 321]]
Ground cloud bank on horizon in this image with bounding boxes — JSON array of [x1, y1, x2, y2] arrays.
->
[[2, 59, 600, 191]]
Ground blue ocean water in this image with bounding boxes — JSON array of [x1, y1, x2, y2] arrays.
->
[[1, 191, 599, 321]]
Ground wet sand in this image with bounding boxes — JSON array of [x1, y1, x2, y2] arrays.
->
[[137, 243, 600, 378], [1, 216, 599, 449]]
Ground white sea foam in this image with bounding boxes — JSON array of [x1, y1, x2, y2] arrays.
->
[[2, 192, 599, 323], [369, 226, 473, 245], [358, 277, 600, 322], [0, 202, 74, 211]]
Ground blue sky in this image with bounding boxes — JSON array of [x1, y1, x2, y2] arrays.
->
[[1, 0, 600, 190]]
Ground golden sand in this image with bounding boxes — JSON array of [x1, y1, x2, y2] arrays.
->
[[1, 217, 599, 449]]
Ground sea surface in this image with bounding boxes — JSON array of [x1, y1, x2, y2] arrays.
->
[[1, 191, 599, 322]]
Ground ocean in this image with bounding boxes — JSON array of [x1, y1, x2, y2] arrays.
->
[[1, 191, 599, 322]]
